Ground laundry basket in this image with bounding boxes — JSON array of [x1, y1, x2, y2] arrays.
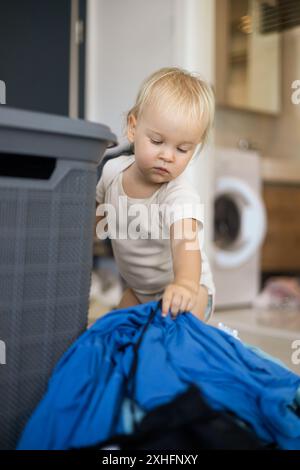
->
[[0, 107, 116, 449]]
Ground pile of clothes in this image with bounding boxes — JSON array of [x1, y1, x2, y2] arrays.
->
[[17, 300, 300, 450]]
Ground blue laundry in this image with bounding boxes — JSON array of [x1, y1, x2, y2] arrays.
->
[[17, 300, 300, 450]]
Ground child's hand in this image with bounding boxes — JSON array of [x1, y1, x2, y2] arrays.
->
[[162, 282, 198, 318]]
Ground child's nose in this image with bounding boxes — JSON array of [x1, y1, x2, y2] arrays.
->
[[160, 147, 175, 162]]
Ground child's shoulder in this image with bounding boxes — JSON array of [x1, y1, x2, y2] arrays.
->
[[159, 173, 201, 203], [102, 154, 134, 174], [101, 155, 135, 187]]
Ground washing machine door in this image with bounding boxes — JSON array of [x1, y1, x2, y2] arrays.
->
[[213, 177, 267, 269]]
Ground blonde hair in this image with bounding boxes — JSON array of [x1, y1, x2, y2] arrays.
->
[[125, 67, 215, 148]]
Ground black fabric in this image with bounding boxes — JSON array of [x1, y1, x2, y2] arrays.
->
[[80, 385, 266, 450]]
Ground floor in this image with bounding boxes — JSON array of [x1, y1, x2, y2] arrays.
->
[[88, 300, 300, 375], [211, 306, 300, 375]]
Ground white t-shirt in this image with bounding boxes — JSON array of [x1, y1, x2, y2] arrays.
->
[[95, 155, 215, 304]]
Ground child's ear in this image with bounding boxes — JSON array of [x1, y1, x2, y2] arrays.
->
[[127, 114, 137, 143]]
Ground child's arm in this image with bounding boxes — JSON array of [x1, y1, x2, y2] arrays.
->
[[162, 218, 202, 317]]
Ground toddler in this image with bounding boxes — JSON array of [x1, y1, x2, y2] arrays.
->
[[95, 67, 215, 321]]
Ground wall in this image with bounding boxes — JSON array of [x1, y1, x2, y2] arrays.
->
[[85, 0, 175, 139], [215, 26, 300, 161]]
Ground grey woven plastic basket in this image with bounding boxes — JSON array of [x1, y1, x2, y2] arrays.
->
[[0, 107, 116, 449]]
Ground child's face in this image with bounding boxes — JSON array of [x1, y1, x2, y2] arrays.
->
[[127, 103, 202, 184]]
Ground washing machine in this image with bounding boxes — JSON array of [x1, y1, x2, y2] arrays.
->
[[212, 147, 267, 309]]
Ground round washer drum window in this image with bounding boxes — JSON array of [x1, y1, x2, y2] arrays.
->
[[214, 195, 241, 249]]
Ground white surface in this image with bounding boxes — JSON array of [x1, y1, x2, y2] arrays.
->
[[86, 0, 175, 137]]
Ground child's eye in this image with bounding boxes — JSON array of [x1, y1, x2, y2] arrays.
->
[[150, 139, 162, 145], [177, 148, 188, 153]]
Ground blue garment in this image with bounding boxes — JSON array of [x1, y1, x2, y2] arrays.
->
[[244, 343, 291, 371], [18, 300, 300, 450]]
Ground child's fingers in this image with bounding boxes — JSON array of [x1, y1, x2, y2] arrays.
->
[[170, 293, 183, 317], [181, 297, 191, 313], [186, 293, 198, 312], [162, 290, 173, 316], [177, 295, 192, 315]]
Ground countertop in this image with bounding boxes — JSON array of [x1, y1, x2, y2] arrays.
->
[[262, 158, 300, 184]]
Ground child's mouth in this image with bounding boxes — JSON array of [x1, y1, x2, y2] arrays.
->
[[154, 167, 169, 174]]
